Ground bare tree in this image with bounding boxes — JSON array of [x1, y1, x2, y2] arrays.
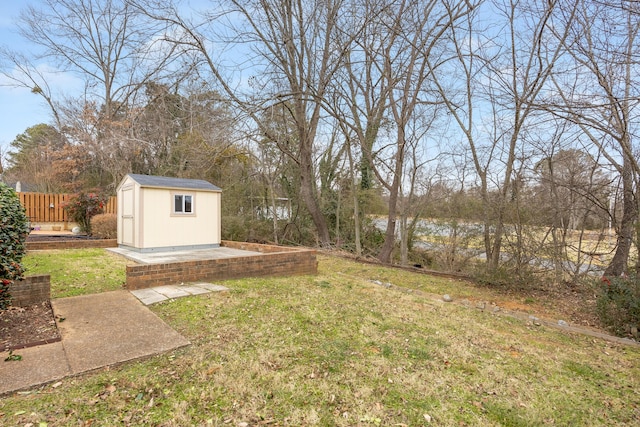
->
[[0, 49, 62, 129], [135, 0, 363, 247], [397, 122, 434, 266], [431, 0, 578, 273], [548, 0, 640, 277], [0, 0, 184, 192], [530, 140, 611, 281], [329, 0, 394, 256], [12, 0, 175, 121], [335, 0, 474, 263]]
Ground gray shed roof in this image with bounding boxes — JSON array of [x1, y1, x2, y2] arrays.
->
[[125, 174, 221, 192]]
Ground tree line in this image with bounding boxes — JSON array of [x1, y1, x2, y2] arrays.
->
[[1, 0, 638, 283]]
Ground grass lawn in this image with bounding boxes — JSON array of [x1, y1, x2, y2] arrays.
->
[[1, 250, 639, 426], [22, 248, 128, 298]]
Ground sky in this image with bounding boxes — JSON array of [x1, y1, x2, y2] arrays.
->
[[0, 0, 214, 158], [0, 1, 56, 154]]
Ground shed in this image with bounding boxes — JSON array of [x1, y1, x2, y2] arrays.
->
[[117, 174, 222, 252]]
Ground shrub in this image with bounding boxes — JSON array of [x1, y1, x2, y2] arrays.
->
[[222, 216, 276, 243], [222, 215, 248, 242], [90, 213, 117, 239], [64, 192, 107, 234], [0, 183, 29, 309], [359, 217, 385, 255], [597, 274, 640, 337], [408, 247, 435, 269], [471, 262, 540, 290]]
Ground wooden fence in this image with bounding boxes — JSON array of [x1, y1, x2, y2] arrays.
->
[[18, 192, 117, 223]]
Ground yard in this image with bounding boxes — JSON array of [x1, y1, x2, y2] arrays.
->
[[1, 250, 639, 426]]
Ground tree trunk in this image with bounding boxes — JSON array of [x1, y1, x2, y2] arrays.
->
[[299, 151, 331, 247], [269, 186, 279, 245], [400, 214, 408, 266], [347, 141, 362, 256], [378, 152, 402, 263], [604, 160, 636, 277], [378, 187, 398, 263]]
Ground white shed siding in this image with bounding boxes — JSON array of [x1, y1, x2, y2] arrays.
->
[[119, 182, 136, 247], [139, 187, 220, 249], [116, 174, 222, 252]]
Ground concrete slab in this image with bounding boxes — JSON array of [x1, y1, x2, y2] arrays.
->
[[0, 290, 189, 396], [0, 342, 71, 394], [51, 291, 190, 374], [107, 246, 262, 265]]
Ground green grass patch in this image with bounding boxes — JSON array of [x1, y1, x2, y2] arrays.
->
[[563, 360, 608, 382], [22, 248, 127, 297], [2, 254, 639, 426]]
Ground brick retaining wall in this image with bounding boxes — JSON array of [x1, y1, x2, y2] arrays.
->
[[125, 241, 317, 290], [220, 240, 308, 253], [26, 239, 117, 251], [9, 275, 51, 307]]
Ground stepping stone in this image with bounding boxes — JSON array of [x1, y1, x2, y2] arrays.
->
[[129, 283, 230, 305], [153, 285, 191, 299], [130, 288, 167, 305], [180, 285, 210, 295], [194, 283, 229, 292]]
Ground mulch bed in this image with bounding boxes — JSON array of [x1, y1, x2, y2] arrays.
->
[[26, 234, 103, 242], [0, 301, 61, 352], [2, 234, 107, 351]]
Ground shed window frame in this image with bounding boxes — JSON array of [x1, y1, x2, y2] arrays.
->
[[171, 192, 195, 216]]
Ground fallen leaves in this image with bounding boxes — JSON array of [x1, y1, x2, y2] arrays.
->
[[206, 365, 222, 376], [87, 384, 117, 405]]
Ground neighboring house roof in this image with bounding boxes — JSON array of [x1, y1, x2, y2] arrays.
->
[[122, 174, 222, 192]]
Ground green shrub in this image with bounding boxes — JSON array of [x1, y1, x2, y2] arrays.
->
[[359, 217, 385, 255], [597, 274, 640, 337], [90, 213, 117, 239], [222, 216, 276, 243], [64, 192, 107, 234], [408, 247, 435, 269], [0, 183, 29, 309], [222, 215, 248, 242], [471, 262, 540, 290]]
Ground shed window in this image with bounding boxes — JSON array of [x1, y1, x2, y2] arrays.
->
[[173, 194, 194, 214]]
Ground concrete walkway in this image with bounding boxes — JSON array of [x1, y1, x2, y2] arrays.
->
[[0, 290, 190, 396]]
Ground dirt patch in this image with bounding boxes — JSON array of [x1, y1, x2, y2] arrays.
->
[[0, 301, 61, 352], [482, 280, 601, 330]]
